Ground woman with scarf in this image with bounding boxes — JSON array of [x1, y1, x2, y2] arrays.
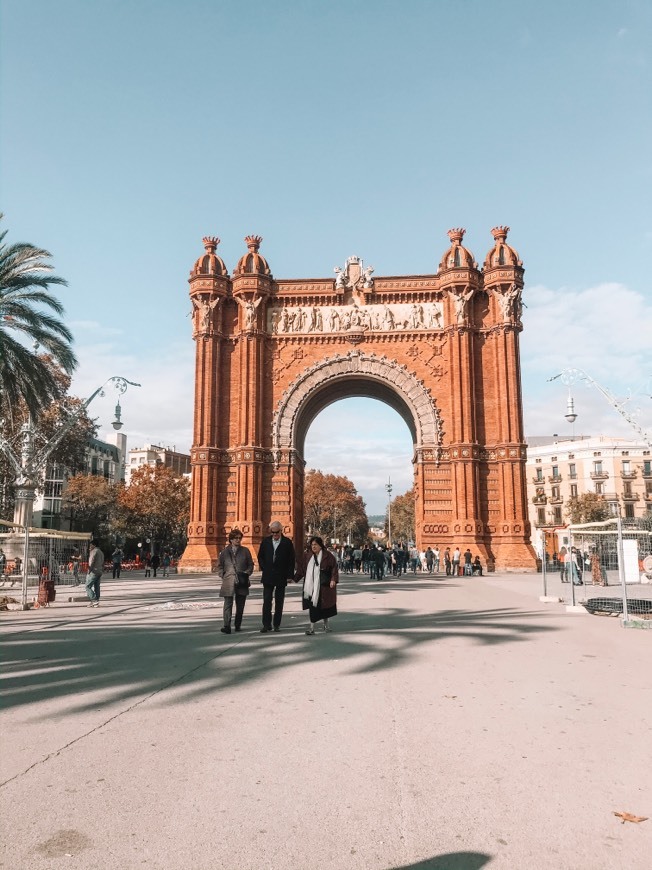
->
[[297, 536, 339, 635], [216, 528, 254, 634]]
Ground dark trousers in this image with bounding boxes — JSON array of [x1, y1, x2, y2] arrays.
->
[[223, 593, 247, 628], [112, 564, 121, 579], [262, 583, 286, 629]]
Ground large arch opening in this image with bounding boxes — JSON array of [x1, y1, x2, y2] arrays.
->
[[303, 396, 415, 522]]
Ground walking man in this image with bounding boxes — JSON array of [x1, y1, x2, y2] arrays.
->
[[85, 539, 104, 607], [257, 520, 296, 633], [111, 546, 123, 579]]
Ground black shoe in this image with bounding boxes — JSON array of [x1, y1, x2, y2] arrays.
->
[[220, 626, 231, 634], [260, 627, 270, 633], [234, 626, 241, 632], [273, 626, 280, 632]]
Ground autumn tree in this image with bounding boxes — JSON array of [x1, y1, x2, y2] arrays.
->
[[62, 474, 117, 536], [565, 492, 610, 525], [304, 469, 369, 544], [387, 487, 416, 543], [116, 464, 190, 552]]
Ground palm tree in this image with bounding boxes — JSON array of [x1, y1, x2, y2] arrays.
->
[[0, 213, 77, 420]]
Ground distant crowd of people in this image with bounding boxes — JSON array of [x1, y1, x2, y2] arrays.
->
[[330, 543, 483, 579]]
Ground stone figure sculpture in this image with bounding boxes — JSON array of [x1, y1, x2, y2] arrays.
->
[[454, 286, 474, 324], [193, 294, 220, 332]]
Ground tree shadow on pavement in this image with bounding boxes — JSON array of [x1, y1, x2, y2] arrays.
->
[[389, 853, 492, 869], [1, 593, 560, 717]]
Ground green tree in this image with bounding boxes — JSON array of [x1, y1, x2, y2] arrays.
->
[[0, 214, 77, 421], [565, 492, 610, 525], [117, 465, 190, 552], [387, 487, 415, 543], [304, 469, 369, 545]]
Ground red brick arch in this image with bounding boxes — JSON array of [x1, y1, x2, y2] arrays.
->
[[179, 231, 536, 573]]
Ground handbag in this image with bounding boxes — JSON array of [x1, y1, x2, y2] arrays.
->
[[235, 571, 250, 589]]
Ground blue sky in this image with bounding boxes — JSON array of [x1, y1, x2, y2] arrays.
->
[[2, 0, 651, 512]]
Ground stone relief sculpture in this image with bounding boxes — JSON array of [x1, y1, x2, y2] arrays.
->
[[192, 294, 220, 332], [235, 295, 264, 330], [362, 265, 375, 288], [333, 255, 373, 292], [453, 286, 474, 324], [498, 282, 522, 321], [268, 301, 446, 334], [427, 302, 443, 329]]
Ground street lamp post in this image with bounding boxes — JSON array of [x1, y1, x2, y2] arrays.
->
[[0, 376, 140, 608], [385, 478, 393, 545]]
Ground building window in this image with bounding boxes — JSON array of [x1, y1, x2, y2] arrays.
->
[[552, 465, 559, 478], [624, 503, 635, 518], [622, 460, 631, 474], [536, 468, 543, 481], [594, 461, 603, 475], [623, 482, 632, 497], [595, 482, 603, 494], [644, 461, 651, 476], [554, 507, 562, 524], [569, 463, 576, 479], [570, 484, 578, 498], [552, 486, 560, 499], [537, 508, 546, 524], [609, 502, 619, 517]]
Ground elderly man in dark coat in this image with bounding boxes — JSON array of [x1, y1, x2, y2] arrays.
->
[[257, 520, 296, 633]]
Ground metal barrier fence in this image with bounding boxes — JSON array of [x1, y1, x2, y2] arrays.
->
[[0, 527, 91, 591]]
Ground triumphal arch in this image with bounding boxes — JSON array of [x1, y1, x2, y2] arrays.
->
[[178, 227, 536, 573]]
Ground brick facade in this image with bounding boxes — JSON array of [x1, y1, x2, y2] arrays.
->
[[178, 229, 536, 573]]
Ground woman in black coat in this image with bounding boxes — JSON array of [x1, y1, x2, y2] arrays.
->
[[296, 536, 339, 635]]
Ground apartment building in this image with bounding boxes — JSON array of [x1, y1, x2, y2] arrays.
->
[[525, 436, 652, 549], [125, 444, 191, 485]]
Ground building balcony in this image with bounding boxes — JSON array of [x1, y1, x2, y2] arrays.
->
[[644, 492, 652, 503], [621, 470, 637, 480], [602, 492, 618, 502], [621, 492, 639, 502], [642, 469, 652, 480], [532, 495, 547, 505], [531, 476, 545, 485], [548, 474, 562, 483], [590, 471, 609, 480], [549, 495, 564, 505]]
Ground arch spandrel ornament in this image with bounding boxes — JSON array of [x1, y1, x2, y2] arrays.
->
[[271, 351, 444, 455]]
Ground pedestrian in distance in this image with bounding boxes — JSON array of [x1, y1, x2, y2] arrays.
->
[[162, 552, 171, 578], [257, 520, 296, 633], [85, 539, 104, 607], [463, 548, 473, 576], [472, 555, 483, 576], [151, 552, 160, 578], [296, 535, 339, 635], [217, 529, 254, 634], [111, 546, 123, 579], [444, 547, 452, 576], [425, 547, 434, 573], [433, 546, 440, 573], [452, 547, 461, 577], [144, 553, 152, 578], [0, 548, 6, 582]]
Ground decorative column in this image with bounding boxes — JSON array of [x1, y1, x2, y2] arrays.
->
[[179, 238, 230, 573], [229, 236, 273, 552], [482, 227, 536, 570], [438, 229, 484, 551]]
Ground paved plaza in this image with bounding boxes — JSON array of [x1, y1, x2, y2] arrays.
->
[[1, 570, 651, 870]]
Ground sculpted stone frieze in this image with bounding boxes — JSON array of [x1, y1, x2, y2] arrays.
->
[[269, 301, 444, 335]]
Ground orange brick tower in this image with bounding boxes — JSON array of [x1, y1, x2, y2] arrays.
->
[[179, 229, 536, 573]]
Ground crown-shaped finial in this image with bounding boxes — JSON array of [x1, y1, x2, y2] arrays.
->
[[491, 226, 509, 243], [244, 235, 263, 252], [447, 228, 466, 244], [202, 236, 220, 252]]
